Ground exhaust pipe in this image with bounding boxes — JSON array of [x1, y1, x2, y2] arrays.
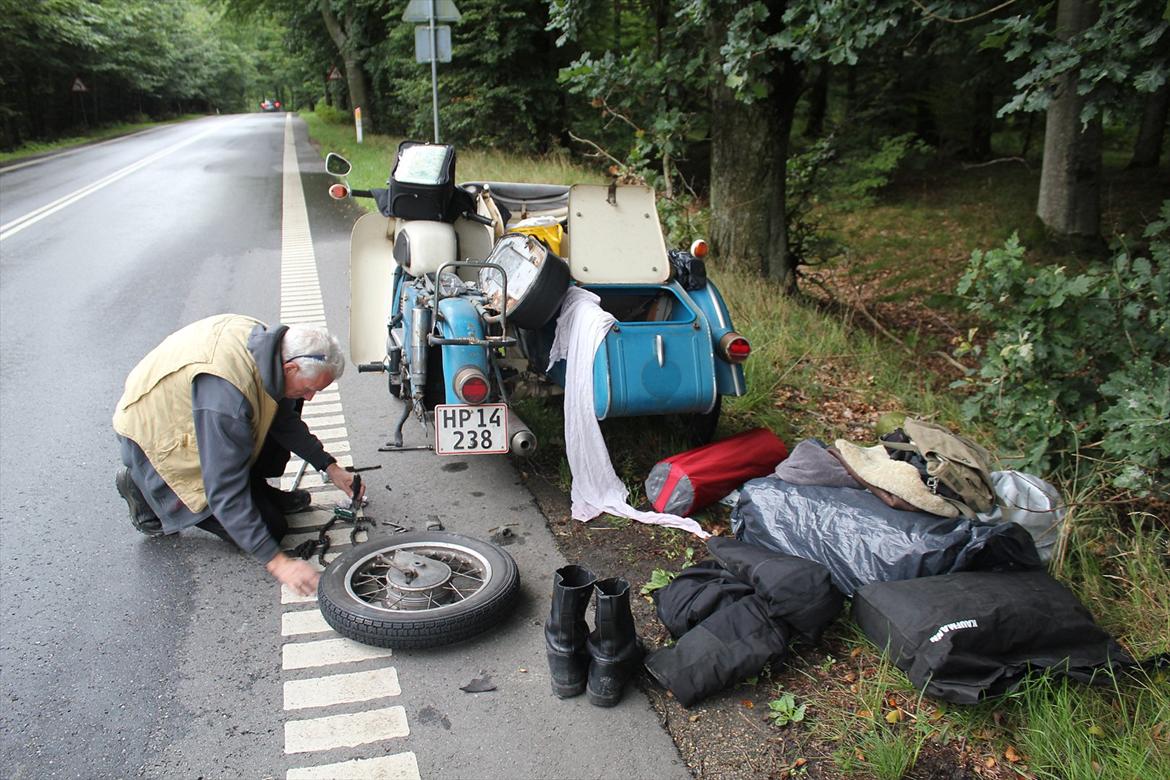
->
[[507, 409, 538, 456]]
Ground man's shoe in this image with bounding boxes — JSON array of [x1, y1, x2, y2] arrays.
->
[[265, 485, 313, 514], [116, 467, 163, 537]]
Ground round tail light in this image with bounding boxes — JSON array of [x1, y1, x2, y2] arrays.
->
[[328, 183, 349, 200], [690, 239, 709, 258], [718, 332, 751, 364], [455, 367, 490, 404]]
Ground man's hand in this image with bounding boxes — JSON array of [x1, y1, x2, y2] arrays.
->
[[326, 463, 366, 502], [266, 552, 320, 596]]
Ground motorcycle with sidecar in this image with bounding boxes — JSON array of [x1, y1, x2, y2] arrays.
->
[[315, 142, 751, 649], [325, 141, 751, 458]]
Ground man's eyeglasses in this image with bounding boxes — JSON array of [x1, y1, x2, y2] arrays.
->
[[284, 353, 326, 364]]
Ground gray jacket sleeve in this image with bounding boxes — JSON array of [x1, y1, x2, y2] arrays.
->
[[191, 374, 281, 564], [268, 399, 336, 472]]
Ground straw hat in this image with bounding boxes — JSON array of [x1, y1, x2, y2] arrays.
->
[[834, 439, 958, 518]]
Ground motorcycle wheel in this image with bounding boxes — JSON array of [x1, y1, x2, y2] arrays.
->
[[685, 394, 722, 446], [318, 531, 520, 649]]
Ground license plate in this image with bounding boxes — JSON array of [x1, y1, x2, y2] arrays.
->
[[434, 404, 509, 455]]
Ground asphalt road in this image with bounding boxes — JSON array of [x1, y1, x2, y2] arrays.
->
[[0, 114, 688, 778]]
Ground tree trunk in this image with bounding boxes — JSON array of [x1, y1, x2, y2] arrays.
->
[[969, 82, 993, 159], [1129, 79, 1169, 169], [1037, 0, 1102, 238], [709, 63, 802, 292], [804, 64, 829, 139], [320, 3, 372, 132]]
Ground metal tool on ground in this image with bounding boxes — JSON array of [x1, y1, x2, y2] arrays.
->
[[289, 458, 309, 491], [292, 474, 376, 565]]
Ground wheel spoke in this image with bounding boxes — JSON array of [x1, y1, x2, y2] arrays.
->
[[349, 544, 490, 612]]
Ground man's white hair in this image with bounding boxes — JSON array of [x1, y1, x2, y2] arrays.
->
[[281, 325, 346, 381]]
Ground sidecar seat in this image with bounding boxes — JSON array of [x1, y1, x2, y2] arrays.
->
[[460, 181, 570, 224]]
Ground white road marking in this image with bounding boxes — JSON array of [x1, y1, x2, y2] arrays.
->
[[0, 118, 242, 241], [284, 707, 410, 754], [281, 609, 334, 637], [287, 752, 421, 780], [307, 426, 347, 441], [282, 527, 358, 551], [304, 393, 340, 405], [277, 112, 415, 773], [283, 667, 401, 711], [296, 402, 343, 416], [297, 413, 345, 429], [281, 638, 392, 670], [284, 473, 329, 490], [285, 502, 345, 529]]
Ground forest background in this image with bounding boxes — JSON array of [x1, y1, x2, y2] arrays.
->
[[3, 1, 1167, 778]]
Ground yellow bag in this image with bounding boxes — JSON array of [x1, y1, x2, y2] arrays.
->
[[511, 219, 564, 256]]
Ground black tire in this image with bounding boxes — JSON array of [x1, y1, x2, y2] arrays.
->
[[318, 531, 520, 649], [685, 394, 722, 446]]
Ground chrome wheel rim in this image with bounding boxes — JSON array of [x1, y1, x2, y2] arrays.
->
[[344, 542, 494, 613]]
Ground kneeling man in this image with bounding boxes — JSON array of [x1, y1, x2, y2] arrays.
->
[[113, 314, 364, 595]]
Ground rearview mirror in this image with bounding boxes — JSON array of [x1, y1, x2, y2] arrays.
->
[[325, 152, 352, 177]]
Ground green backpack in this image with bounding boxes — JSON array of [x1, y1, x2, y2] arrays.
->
[[884, 419, 998, 518]]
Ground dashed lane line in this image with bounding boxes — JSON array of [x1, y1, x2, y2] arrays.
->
[[284, 706, 410, 754], [306, 426, 347, 441], [281, 527, 360, 552], [283, 668, 401, 711], [286, 414, 344, 430], [286, 753, 421, 780], [278, 112, 417, 778], [281, 609, 334, 637], [281, 637, 393, 671]]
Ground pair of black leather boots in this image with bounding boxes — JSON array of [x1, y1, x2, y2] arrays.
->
[[544, 565, 644, 706]]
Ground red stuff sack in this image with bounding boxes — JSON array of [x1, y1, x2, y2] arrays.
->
[[645, 428, 789, 516]]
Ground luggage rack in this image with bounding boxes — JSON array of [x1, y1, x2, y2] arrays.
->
[[427, 260, 517, 349]]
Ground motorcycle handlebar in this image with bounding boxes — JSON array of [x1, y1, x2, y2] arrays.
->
[[463, 211, 494, 226]]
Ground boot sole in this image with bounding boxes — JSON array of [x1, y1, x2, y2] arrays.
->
[[586, 685, 622, 707], [551, 680, 587, 699], [116, 469, 164, 537]]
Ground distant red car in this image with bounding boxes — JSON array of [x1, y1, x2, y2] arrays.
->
[[260, 99, 282, 112]]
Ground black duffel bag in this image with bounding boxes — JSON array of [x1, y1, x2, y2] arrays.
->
[[852, 570, 1136, 704]]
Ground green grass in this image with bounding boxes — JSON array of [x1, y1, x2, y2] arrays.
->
[[0, 115, 203, 164]]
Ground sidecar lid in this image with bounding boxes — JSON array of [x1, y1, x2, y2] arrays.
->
[[566, 184, 670, 284]]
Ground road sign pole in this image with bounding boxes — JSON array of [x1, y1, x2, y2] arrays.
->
[[429, 0, 440, 142]]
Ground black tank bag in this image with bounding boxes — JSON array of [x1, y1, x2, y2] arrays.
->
[[388, 141, 461, 221]]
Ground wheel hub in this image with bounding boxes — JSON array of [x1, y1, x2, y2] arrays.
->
[[384, 551, 452, 591]]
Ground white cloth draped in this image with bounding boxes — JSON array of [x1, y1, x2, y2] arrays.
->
[[547, 286, 709, 538]]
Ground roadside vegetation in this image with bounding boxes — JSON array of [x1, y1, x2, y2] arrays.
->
[[304, 104, 1168, 779], [0, 116, 201, 165]]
